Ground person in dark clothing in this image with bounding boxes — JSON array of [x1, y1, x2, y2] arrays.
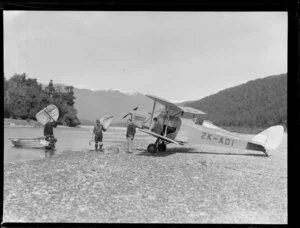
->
[[44, 121, 57, 136], [93, 119, 106, 151], [126, 119, 136, 153], [151, 117, 163, 135], [44, 121, 57, 150], [151, 117, 164, 145]]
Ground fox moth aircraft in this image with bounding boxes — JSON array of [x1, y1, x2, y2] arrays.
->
[[123, 95, 284, 156]]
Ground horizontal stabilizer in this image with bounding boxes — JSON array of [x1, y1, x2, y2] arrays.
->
[[251, 125, 284, 150]]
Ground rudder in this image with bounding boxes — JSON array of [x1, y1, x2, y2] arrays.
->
[[251, 125, 284, 150]]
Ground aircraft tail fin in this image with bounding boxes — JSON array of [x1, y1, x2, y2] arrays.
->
[[251, 125, 284, 151]]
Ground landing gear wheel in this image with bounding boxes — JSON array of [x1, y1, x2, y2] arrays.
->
[[158, 143, 167, 152], [147, 144, 157, 153]]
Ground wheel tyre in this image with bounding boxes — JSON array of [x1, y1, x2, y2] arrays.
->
[[158, 143, 167, 152], [147, 144, 157, 153]]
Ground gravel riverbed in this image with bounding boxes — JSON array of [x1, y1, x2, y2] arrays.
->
[[3, 135, 287, 224]]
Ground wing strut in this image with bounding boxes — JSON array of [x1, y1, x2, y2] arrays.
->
[[149, 100, 157, 130], [163, 107, 170, 137]]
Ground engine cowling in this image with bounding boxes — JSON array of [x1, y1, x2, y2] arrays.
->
[[131, 113, 148, 128]]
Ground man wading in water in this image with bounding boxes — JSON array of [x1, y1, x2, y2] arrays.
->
[[44, 121, 57, 151], [92, 119, 106, 151]]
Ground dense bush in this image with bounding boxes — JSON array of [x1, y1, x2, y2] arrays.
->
[[4, 73, 80, 127]]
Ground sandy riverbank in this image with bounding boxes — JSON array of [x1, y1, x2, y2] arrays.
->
[[3, 134, 287, 223], [4, 118, 43, 128]]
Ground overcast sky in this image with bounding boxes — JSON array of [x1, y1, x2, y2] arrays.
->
[[4, 11, 287, 102]]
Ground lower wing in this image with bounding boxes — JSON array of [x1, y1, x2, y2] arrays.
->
[[138, 129, 187, 145]]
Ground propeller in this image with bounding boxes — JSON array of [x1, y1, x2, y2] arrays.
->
[[122, 113, 131, 119], [122, 107, 138, 119]]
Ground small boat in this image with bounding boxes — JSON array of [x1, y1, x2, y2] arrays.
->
[[9, 137, 49, 148]]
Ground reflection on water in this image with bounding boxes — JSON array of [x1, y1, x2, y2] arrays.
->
[[4, 126, 152, 164], [45, 148, 55, 158]]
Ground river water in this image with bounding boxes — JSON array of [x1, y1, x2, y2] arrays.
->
[[4, 126, 150, 164], [5, 126, 285, 164]]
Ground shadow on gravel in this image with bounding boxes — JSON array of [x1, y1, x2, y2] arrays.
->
[[135, 147, 267, 157], [135, 148, 178, 157], [188, 151, 268, 157]]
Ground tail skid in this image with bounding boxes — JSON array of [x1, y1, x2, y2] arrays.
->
[[251, 125, 284, 152]]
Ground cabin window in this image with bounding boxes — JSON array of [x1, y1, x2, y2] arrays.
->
[[162, 125, 176, 134], [157, 114, 181, 135]]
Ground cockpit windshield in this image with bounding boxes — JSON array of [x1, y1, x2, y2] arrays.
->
[[157, 112, 182, 136]]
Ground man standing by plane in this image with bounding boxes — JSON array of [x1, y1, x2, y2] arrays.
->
[[126, 118, 136, 153], [93, 119, 106, 151], [151, 117, 163, 135], [151, 117, 165, 146]]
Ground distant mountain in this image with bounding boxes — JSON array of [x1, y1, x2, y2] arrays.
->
[[78, 118, 94, 126], [180, 73, 287, 128], [74, 88, 154, 124], [73, 73, 287, 128]]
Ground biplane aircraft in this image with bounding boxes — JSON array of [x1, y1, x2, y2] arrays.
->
[[123, 95, 284, 156]]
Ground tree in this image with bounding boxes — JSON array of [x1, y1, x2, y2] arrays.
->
[[61, 106, 80, 127], [6, 74, 43, 119], [45, 79, 55, 97], [4, 74, 80, 127], [4, 77, 10, 118], [44, 81, 80, 127]]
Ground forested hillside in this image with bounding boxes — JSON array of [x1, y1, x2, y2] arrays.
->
[[181, 73, 287, 128], [4, 74, 80, 127]]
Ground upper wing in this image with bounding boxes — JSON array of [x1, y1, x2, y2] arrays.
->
[[146, 94, 183, 112], [139, 128, 186, 145], [145, 94, 206, 117]]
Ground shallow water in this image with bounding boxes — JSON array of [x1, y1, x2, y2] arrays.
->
[[4, 126, 287, 164], [4, 126, 151, 164]]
